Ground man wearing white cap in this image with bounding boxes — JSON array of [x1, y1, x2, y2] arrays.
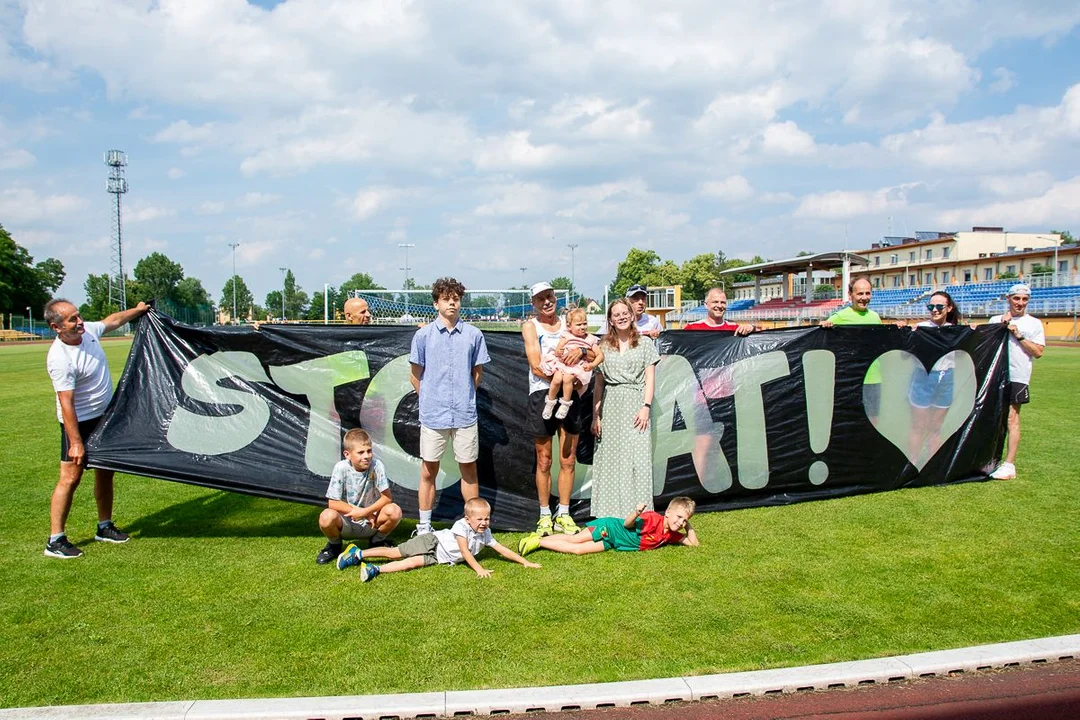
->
[[599, 284, 662, 338], [988, 283, 1045, 480]]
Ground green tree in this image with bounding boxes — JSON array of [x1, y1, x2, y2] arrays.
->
[[997, 270, 1019, 280], [0, 224, 66, 317], [338, 272, 384, 315], [609, 248, 661, 298], [1051, 230, 1076, 245], [220, 276, 254, 322], [174, 277, 212, 309], [283, 269, 309, 319], [722, 255, 768, 284], [1030, 263, 1053, 275], [133, 252, 184, 301], [265, 290, 284, 318], [79, 273, 140, 321], [679, 252, 728, 299]]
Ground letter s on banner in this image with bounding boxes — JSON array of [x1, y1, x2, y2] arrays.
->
[[167, 352, 273, 455]]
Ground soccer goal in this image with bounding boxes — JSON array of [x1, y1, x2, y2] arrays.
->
[[352, 289, 571, 327]]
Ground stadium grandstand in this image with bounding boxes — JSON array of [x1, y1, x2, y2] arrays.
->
[[353, 289, 571, 327], [666, 228, 1080, 335]]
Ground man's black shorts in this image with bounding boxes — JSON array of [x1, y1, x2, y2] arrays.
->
[[59, 416, 103, 462], [526, 389, 587, 438], [1008, 382, 1030, 405]]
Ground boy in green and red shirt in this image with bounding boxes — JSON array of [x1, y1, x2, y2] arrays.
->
[[517, 496, 698, 556]]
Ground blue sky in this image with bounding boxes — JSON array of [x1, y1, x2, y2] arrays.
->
[[2, 0, 1079, 307]]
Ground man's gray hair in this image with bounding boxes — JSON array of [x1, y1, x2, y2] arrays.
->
[[43, 298, 72, 327]]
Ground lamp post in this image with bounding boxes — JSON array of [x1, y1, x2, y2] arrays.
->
[[228, 242, 240, 324], [520, 266, 528, 319], [26, 306, 32, 336], [279, 267, 287, 320], [567, 242, 578, 306], [398, 243, 415, 291]]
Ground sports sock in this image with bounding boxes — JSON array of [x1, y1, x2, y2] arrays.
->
[[49, 533, 65, 544], [97, 519, 112, 530], [557, 504, 570, 517], [539, 506, 552, 517], [419, 510, 432, 525]]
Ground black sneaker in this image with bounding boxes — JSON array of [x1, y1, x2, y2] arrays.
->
[[94, 522, 130, 544], [369, 535, 396, 549], [316, 541, 343, 565], [44, 536, 84, 559]]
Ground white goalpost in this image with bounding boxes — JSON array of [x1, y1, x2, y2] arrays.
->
[[352, 289, 572, 327]]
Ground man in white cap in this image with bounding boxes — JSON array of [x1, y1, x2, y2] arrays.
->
[[988, 283, 1045, 480], [599, 284, 662, 337]]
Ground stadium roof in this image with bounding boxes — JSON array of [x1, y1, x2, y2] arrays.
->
[[719, 251, 870, 277]]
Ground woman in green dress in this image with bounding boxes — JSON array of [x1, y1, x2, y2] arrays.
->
[[590, 298, 660, 518]]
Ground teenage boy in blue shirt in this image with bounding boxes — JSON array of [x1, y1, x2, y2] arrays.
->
[[409, 277, 491, 535]]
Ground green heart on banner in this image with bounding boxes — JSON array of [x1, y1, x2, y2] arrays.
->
[[865, 350, 977, 471]]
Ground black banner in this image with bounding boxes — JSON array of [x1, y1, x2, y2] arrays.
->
[[88, 310, 1011, 530]]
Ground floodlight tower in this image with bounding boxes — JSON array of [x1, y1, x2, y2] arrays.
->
[[105, 150, 129, 311]]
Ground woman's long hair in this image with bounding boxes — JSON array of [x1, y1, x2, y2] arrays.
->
[[601, 298, 640, 350], [929, 291, 962, 325]]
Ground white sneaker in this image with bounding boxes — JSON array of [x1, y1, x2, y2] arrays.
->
[[412, 524, 434, 537], [989, 462, 1016, 480], [541, 397, 558, 420]]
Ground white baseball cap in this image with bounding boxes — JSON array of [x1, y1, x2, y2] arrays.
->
[[1007, 283, 1031, 297], [530, 281, 554, 297]]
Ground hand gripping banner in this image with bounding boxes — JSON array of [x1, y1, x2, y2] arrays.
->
[[87, 310, 1011, 530]]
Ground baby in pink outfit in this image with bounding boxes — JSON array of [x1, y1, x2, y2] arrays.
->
[[541, 308, 604, 420]]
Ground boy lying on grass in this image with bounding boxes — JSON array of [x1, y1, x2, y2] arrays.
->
[[517, 496, 698, 556], [337, 497, 540, 581]]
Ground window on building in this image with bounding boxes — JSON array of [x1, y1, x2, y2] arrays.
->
[[1060, 260, 1069, 272], [890, 254, 898, 265], [874, 256, 880, 267], [909, 274, 916, 285], [909, 251, 915, 262], [941, 272, 949, 284], [985, 268, 993, 281], [1006, 265, 1016, 274], [925, 249, 933, 260], [943, 247, 951, 259], [892, 276, 900, 287], [873, 277, 880, 288], [964, 271, 971, 282], [647, 288, 675, 309], [924, 273, 932, 284]]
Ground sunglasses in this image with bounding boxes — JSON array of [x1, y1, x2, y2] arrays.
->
[[927, 303, 947, 312]]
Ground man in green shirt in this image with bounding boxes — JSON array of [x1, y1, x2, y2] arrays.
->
[[821, 277, 882, 419], [821, 277, 881, 327]]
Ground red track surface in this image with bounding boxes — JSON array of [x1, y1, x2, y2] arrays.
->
[[536, 659, 1080, 719]]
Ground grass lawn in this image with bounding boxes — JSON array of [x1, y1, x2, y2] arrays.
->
[[1, 339, 1078, 709]]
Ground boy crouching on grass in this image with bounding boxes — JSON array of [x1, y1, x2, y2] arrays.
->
[[315, 429, 403, 565], [337, 498, 541, 581], [517, 497, 698, 556]]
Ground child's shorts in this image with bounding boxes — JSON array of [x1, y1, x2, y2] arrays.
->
[[420, 423, 479, 463], [587, 517, 640, 552], [395, 533, 440, 566], [341, 517, 379, 540]]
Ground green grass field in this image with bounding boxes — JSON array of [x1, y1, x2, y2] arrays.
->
[[1, 339, 1078, 709]]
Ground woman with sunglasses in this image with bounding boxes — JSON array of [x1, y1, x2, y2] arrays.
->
[[907, 291, 962, 467]]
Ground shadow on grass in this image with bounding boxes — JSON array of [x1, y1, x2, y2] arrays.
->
[[127, 490, 318, 539]]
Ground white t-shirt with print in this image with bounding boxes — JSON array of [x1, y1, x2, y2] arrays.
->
[[988, 313, 1045, 385], [46, 321, 112, 423], [432, 517, 497, 565]]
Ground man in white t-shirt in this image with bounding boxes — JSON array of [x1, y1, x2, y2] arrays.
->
[[43, 298, 150, 559], [987, 284, 1045, 480], [598, 284, 663, 337]]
